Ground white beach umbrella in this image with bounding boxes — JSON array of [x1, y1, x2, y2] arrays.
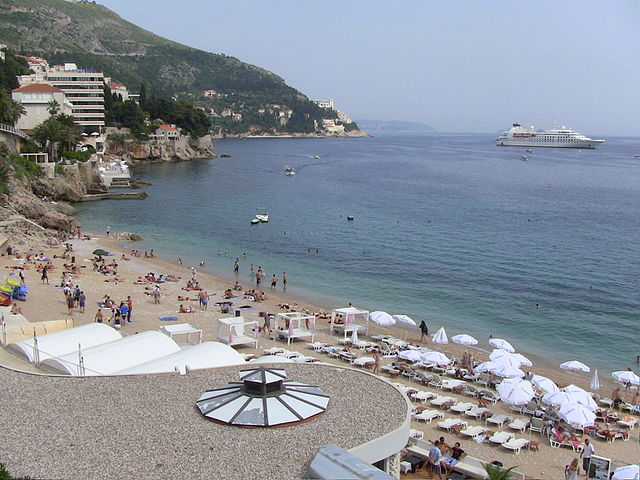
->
[[512, 353, 533, 367], [432, 327, 448, 344], [531, 374, 560, 394], [560, 360, 590, 372], [370, 311, 396, 327], [542, 390, 573, 407], [497, 379, 535, 405], [474, 361, 501, 373], [398, 350, 423, 362], [611, 464, 640, 480], [491, 364, 525, 378], [590, 370, 600, 391], [350, 327, 359, 344], [489, 350, 525, 368], [420, 351, 450, 366], [612, 370, 640, 386], [489, 338, 515, 352], [392, 314, 417, 326], [451, 334, 478, 346], [558, 402, 596, 427], [563, 385, 598, 411]]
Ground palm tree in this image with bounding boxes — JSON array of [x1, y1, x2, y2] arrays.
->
[[55, 113, 81, 152], [0, 91, 26, 126], [484, 464, 516, 480], [32, 118, 62, 161], [47, 99, 60, 118]]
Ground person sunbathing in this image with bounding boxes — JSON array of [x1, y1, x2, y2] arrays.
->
[[220, 304, 231, 314], [10, 303, 22, 315], [179, 304, 193, 313]]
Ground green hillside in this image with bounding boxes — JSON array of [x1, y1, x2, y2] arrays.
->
[[0, 0, 350, 134]]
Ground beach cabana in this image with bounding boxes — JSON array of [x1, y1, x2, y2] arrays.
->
[[274, 312, 315, 345], [7, 323, 122, 364], [41, 331, 180, 376], [160, 323, 203, 345], [217, 316, 259, 348], [330, 306, 369, 338], [115, 341, 245, 375]]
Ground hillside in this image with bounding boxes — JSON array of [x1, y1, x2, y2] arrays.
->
[[0, 0, 359, 135]]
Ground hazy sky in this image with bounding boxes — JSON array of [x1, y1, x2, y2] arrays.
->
[[100, 0, 640, 135]]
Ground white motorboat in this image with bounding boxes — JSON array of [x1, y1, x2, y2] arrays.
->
[[283, 166, 296, 176], [496, 123, 605, 149], [520, 155, 528, 161], [255, 212, 269, 222]]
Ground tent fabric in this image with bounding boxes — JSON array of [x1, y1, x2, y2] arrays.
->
[[41, 331, 180, 376], [116, 342, 245, 375], [7, 323, 122, 363]]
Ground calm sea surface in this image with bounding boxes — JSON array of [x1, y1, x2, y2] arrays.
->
[[75, 133, 640, 373]]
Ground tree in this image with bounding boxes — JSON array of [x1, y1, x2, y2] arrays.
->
[[47, 99, 60, 118], [0, 91, 26, 126], [139, 81, 147, 107], [32, 118, 62, 161], [484, 464, 516, 480]]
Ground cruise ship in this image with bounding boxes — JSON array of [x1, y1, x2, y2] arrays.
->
[[496, 123, 605, 149]]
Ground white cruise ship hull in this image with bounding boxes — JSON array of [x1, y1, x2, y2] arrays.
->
[[496, 138, 605, 149]]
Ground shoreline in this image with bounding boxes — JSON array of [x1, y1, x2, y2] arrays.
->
[[92, 232, 625, 396]]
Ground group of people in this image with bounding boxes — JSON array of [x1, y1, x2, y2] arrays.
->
[[63, 283, 86, 314], [95, 295, 133, 328], [405, 435, 465, 478]]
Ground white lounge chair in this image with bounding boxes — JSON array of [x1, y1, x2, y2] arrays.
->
[[502, 437, 530, 455], [489, 431, 514, 445], [414, 409, 444, 423], [449, 402, 475, 414], [431, 395, 457, 408], [460, 425, 487, 440], [508, 418, 530, 433], [486, 414, 512, 427], [410, 391, 435, 403], [465, 406, 492, 419], [437, 418, 468, 432], [441, 379, 465, 391]]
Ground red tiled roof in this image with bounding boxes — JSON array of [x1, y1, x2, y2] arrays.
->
[[12, 83, 62, 93], [158, 124, 178, 131], [108, 82, 124, 88]]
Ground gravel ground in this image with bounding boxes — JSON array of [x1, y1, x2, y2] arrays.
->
[[0, 363, 408, 480]]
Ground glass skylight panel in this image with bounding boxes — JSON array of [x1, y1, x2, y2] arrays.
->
[[205, 396, 250, 423]]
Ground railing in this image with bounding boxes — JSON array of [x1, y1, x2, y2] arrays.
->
[[0, 123, 28, 140]]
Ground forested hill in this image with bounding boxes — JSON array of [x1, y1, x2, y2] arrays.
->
[[0, 0, 349, 135]]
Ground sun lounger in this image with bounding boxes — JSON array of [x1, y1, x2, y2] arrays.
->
[[508, 418, 530, 433], [441, 379, 465, 391], [264, 347, 285, 355], [431, 395, 457, 408], [449, 402, 475, 414], [437, 418, 468, 432], [598, 397, 614, 408], [410, 391, 435, 403], [353, 356, 374, 367], [465, 406, 492, 419], [428, 375, 444, 388], [414, 409, 444, 423], [595, 430, 629, 443], [462, 384, 479, 397], [460, 425, 487, 440], [502, 437, 530, 455], [489, 431, 514, 445], [486, 414, 511, 427], [549, 434, 584, 451], [409, 428, 424, 440], [617, 417, 639, 430]]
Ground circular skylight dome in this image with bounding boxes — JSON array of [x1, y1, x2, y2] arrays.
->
[[196, 367, 330, 427]]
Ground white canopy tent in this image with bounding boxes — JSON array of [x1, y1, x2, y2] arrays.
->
[[41, 331, 180, 376], [7, 323, 122, 364], [116, 342, 245, 375], [330, 307, 369, 338], [217, 316, 259, 348], [160, 323, 203, 345], [274, 312, 316, 345]]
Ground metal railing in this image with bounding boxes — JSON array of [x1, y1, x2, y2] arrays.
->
[[0, 123, 28, 140]]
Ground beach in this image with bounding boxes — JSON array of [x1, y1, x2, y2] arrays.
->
[[2, 232, 638, 479]]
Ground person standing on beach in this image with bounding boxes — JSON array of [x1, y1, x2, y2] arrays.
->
[[78, 291, 86, 313], [152, 285, 161, 304], [66, 294, 74, 315], [580, 439, 594, 475], [271, 274, 277, 289], [419, 320, 429, 342], [126, 296, 133, 322], [373, 351, 381, 375], [41, 266, 48, 284], [282, 272, 287, 288], [94, 309, 103, 323], [234, 259, 239, 273]]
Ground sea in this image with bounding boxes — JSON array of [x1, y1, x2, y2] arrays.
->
[[74, 133, 640, 374]]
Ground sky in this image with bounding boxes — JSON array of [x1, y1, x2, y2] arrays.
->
[[99, 0, 640, 135]]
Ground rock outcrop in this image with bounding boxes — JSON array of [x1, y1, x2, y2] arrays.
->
[[105, 128, 215, 164]]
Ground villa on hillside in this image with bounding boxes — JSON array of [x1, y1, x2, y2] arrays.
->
[[11, 83, 73, 131], [152, 124, 180, 140]]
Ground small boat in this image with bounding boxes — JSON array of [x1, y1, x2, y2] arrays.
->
[[520, 155, 528, 161], [255, 212, 269, 222], [634, 154, 640, 158], [284, 166, 296, 176], [526, 149, 534, 153], [347, 216, 354, 221], [250, 218, 260, 225], [220, 153, 231, 158], [313, 155, 320, 159]]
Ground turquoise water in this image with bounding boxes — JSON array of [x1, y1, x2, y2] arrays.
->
[[74, 134, 640, 374]]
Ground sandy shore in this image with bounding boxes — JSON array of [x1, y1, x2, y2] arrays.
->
[[3, 233, 639, 479]]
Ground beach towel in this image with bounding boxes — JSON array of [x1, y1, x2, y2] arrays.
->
[[159, 316, 179, 322], [239, 305, 253, 309]]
